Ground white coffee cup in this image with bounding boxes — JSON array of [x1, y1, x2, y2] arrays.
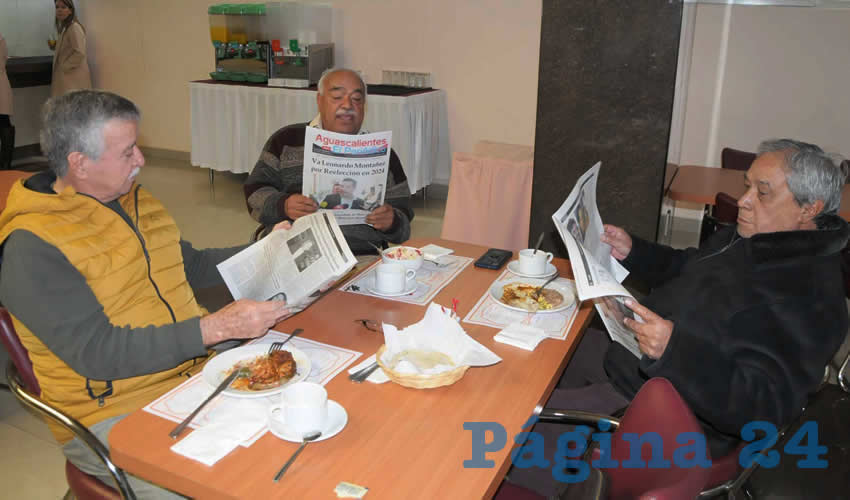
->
[[268, 382, 328, 436], [518, 248, 554, 275], [374, 262, 416, 294]]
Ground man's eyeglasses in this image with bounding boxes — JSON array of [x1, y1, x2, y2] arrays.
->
[[354, 319, 380, 332]]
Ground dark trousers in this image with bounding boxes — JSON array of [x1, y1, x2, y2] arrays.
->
[[505, 329, 631, 498]]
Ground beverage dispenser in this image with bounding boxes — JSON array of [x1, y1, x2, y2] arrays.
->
[[266, 2, 334, 88], [209, 3, 269, 83]]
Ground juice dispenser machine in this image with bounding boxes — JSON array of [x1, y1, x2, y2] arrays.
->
[[265, 2, 334, 88], [209, 3, 269, 83]]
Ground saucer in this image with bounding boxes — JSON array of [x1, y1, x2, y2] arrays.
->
[[268, 400, 348, 443], [366, 275, 418, 297], [506, 260, 557, 279]]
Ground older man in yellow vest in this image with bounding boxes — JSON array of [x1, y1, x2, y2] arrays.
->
[[0, 90, 291, 499]]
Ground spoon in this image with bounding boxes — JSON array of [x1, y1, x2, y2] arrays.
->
[[532, 232, 545, 255], [533, 272, 559, 300], [273, 430, 322, 482]]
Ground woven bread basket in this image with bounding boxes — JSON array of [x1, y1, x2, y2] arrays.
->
[[376, 344, 468, 389]]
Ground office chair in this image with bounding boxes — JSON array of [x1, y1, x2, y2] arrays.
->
[[720, 148, 756, 172], [0, 307, 135, 500]]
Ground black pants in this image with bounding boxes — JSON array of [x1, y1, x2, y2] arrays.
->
[[504, 329, 631, 498], [0, 114, 10, 128]]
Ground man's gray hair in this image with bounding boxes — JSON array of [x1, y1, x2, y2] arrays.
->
[[40, 90, 141, 178], [317, 68, 368, 100], [758, 138, 848, 220]]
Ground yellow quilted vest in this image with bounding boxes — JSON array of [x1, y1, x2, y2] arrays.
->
[[0, 178, 210, 443]]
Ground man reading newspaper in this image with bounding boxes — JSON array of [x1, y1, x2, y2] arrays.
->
[[244, 68, 413, 255], [508, 143, 849, 497]]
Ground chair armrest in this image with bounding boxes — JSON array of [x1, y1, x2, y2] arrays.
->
[[839, 350, 850, 393], [6, 362, 136, 500], [536, 407, 621, 431]]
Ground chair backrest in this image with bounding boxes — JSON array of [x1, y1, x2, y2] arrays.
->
[[606, 378, 712, 500], [0, 307, 40, 394], [440, 151, 533, 251], [1, 306, 135, 499], [721, 148, 756, 171], [713, 192, 739, 225]]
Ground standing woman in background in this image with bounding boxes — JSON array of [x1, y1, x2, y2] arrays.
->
[[50, 0, 91, 98], [0, 31, 13, 170]]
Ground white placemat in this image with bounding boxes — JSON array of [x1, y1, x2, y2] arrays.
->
[[340, 255, 473, 305], [462, 269, 580, 340], [144, 330, 361, 447]]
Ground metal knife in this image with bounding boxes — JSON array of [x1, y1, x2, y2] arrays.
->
[[169, 369, 239, 439]]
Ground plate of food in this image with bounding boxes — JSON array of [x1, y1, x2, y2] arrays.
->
[[202, 344, 311, 398], [489, 278, 576, 314]]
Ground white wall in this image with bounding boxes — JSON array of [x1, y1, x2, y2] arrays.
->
[[0, 0, 55, 57], [679, 4, 850, 166]]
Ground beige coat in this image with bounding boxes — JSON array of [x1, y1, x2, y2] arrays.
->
[[0, 34, 12, 116], [51, 21, 91, 98]]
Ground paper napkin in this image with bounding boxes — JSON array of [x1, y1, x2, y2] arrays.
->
[[419, 244, 454, 261], [347, 353, 390, 384], [381, 302, 501, 374], [170, 399, 268, 466], [494, 322, 547, 351]]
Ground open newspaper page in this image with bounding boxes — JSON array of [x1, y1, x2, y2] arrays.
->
[[217, 212, 356, 308], [302, 126, 392, 226], [552, 162, 641, 357]]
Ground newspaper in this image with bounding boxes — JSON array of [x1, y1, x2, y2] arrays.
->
[[552, 162, 642, 358], [217, 212, 356, 308], [302, 126, 392, 226]]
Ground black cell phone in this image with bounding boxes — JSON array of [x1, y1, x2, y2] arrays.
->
[[474, 248, 513, 270]]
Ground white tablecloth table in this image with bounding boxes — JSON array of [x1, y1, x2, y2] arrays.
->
[[189, 81, 449, 194]]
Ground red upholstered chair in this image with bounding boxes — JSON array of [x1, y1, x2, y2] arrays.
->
[[699, 191, 740, 244], [720, 147, 756, 171], [496, 378, 718, 500], [0, 307, 135, 500]]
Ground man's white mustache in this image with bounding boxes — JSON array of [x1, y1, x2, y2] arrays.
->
[[336, 110, 357, 118], [128, 167, 140, 180]]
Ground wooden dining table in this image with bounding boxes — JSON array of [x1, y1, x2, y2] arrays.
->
[[109, 238, 595, 500], [667, 164, 850, 220]]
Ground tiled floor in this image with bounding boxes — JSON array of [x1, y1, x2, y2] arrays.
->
[[0, 156, 447, 498]]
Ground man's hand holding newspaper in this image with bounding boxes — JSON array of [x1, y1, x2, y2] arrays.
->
[[551, 162, 647, 358], [216, 212, 357, 314]]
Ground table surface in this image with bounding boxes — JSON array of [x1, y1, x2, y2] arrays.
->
[[668, 164, 850, 220], [0, 170, 30, 212], [109, 238, 594, 500]]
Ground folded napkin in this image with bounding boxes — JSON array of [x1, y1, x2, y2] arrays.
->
[[347, 353, 390, 384], [494, 322, 547, 351], [419, 244, 454, 261], [170, 399, 267, 466], [381, 302, 501, 374]]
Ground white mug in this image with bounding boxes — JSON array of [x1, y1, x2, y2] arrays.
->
[[268, 382, 328, 436], [518, 249, 553, 275], [375, 263, 416, 294]]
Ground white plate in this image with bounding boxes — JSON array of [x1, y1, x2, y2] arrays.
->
[[366, 275, 418, 297], [506, 260, 557, 279], [268, 400, 348, 443], [489, 277, 576, 314], [202, 344, 311, 399]]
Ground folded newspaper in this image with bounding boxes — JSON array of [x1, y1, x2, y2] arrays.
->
[[302, 126, 392, 226], [552, 162, 643, 358], [217, 212, 356, 308]]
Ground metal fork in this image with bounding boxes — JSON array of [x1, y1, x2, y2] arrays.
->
[[425, 259, 451, 268]]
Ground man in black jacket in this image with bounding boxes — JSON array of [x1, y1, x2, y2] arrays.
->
[[510, 139, 850, 497]]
